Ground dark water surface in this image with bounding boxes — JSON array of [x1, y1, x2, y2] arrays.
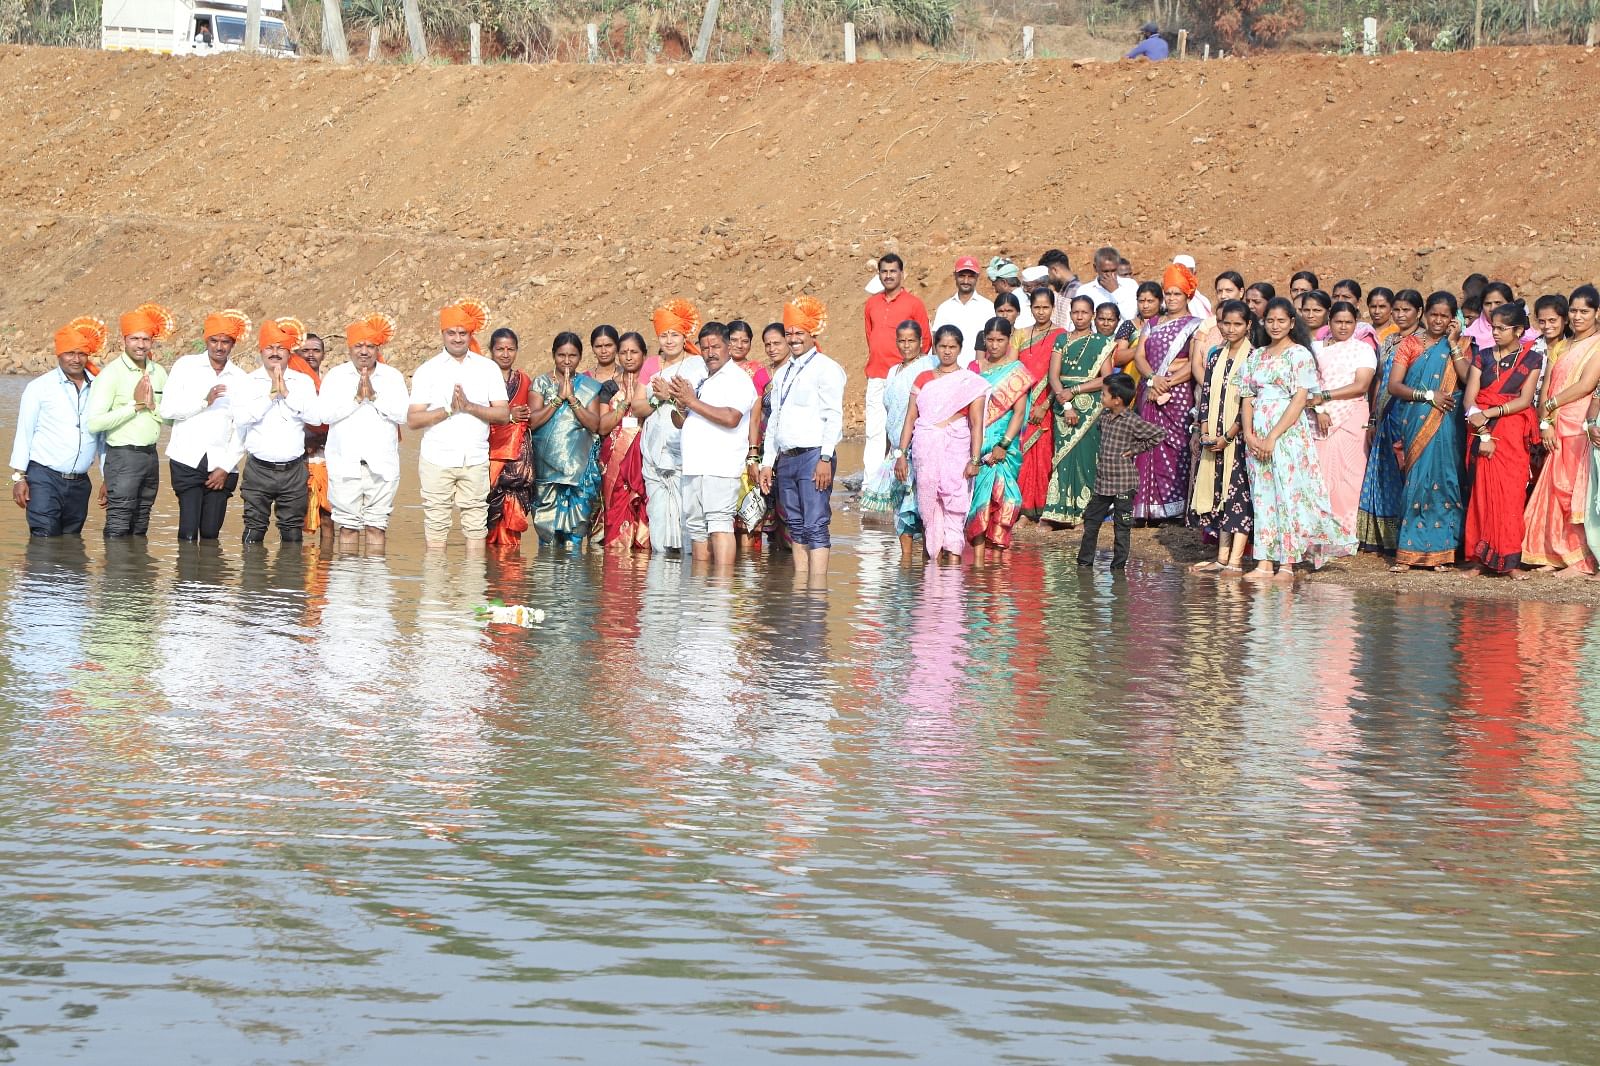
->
[[1, 377, 1598, 1064]]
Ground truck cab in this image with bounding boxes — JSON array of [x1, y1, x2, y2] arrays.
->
[[102, 0, 296, 58]]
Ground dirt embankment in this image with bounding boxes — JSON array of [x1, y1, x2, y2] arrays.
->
[[3, 44, 1599, 430]]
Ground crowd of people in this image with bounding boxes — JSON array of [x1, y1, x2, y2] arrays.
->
[[11, 251, 1600, 583], [857, 249, 1600, 581]]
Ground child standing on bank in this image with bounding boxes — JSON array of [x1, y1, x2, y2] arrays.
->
[[1077, 373, 1166, 570]]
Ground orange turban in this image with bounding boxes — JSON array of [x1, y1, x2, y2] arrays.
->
[[346, 313, 395, 349], [259, 319, 294, 350], [55, 316, 108, 357], [201, 309, 250, 342], [782, 295, 828, 337], [1161, 263, 1198, 299], [440, 299, 489, 353], [119, 302, 173, 339], [652, 299, 702, 355]]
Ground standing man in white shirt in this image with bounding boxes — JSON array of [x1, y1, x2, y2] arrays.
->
[[9, 319, 106, 537], [1079, 246, 1141, 323], [758, 296, 846, 577], [406, 300, 510, 553], [931, 256, 995, 363], [319, 314, 409, 556], [160, 309, 250, 542], [669, 322, 758, 567], [236, 320, 319, 544]]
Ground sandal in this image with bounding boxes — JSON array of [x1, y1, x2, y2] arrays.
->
[[1387, 564, 1408, 574], [1189, 561, 1224, 573]]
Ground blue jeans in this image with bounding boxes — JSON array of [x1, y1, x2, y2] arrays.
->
[[25, 462, 91, 537], [775, 448, 832, 549]]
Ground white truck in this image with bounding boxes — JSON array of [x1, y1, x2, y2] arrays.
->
[[101, 0, 297, 57]]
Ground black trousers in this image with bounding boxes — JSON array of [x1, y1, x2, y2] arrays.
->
[[24, 462, 91, 537], [103, 445, 159, 537], [170, 458, 239, 541], [1077, 491, 1134, 569], [241, 455, 306, 542]]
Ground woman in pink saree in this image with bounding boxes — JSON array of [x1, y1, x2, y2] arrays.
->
[[896, 324, 989, 563], [1310, 301, 1378, 537]]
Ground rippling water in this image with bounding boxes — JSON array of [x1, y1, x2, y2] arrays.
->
[[1, 377, 1598, 1064]]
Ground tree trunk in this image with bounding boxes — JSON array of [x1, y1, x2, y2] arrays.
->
[[245, 0, 261, 52], [770, 0, 783, 61], [320, 0, 348, 62]]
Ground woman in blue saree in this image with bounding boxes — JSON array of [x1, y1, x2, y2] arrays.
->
[[528, 331, 606, 548], [1356, 289, 1424, 553], [1387, 291, 1472, 571]]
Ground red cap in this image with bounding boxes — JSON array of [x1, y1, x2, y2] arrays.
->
[[954, 255, 980, 274]]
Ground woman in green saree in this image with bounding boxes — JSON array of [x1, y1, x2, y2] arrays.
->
[[1041, 298, 1117, 526]]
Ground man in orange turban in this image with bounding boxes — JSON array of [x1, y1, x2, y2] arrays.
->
[[760, 295, 847, 578], [638, 298, 706, 553], [322, 314, 408, 554], [159, 309, 250, 541], [86, 302, 173, 538], [235, 318, 320, 544], [407, 299, 510, 551], [9, 318, 108, 536]]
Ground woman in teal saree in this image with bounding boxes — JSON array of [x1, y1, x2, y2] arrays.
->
[[528, 331, 606, 548], [1388, 292, 1471, 571]]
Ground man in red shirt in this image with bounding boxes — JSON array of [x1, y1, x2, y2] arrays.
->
[[861, 252, 931, 475]]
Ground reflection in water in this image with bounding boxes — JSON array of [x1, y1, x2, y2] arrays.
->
[[0, 517, 1597, 1063]]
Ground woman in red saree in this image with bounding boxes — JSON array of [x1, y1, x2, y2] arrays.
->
[[1012, 287, 1067, 519], [486, 327, 535, 549], [600, 331, 650, 552], [1462, 303, 1542, 575]]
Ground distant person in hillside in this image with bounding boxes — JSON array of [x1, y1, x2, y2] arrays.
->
[[1126, 22, 1169, 61]]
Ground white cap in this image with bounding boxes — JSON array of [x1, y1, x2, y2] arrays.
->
[[865, 275, 885, 295], [1173, 254, 1197, 270], [1020, 265, 1049, 283]]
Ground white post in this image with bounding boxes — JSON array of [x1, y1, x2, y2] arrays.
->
[[1203, 42, 1210, 59], [692, 0, 721, 62], [587, 23, 599, 62], [1022, 25, 1034, 59], [1363, 16, 1378, 54], [770, 0, 784, 60], [844, 21, 856, 63], [245, 0, 261, 51], [320, 0, 349, 61], [367, 25, 380, 60], [403, 0, 427, 61], [469, 22, 481, 64], [1177, 28, 1187, 59]]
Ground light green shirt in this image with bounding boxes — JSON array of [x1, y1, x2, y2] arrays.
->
[[85, 354, 170, 446]]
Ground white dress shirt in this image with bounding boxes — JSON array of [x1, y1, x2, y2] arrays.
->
[[931, 292, 996, 360], [9, 368, 101, 475], [761, 348, 847, 467], [236, 366, 318, 463], [160, 352, 248, 472], [681, 360, 758, 478], [641, 356, 708, 472], [319, 361, 410, 482], [1079, 276, 1140, 324], [410, 350, 509, 468]]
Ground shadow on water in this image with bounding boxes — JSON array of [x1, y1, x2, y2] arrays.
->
[[0, 386, 1596, 1061]]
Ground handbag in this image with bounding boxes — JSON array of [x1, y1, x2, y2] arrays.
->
[[737, 472, 767, 528]]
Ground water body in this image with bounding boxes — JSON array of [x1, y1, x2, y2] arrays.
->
[[1, 376, 1597, 1064]]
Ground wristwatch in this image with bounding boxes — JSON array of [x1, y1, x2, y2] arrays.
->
[[1423, 389, 1436, 404], [821, 453, 835, 465], [10, 471, 22, 484]]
